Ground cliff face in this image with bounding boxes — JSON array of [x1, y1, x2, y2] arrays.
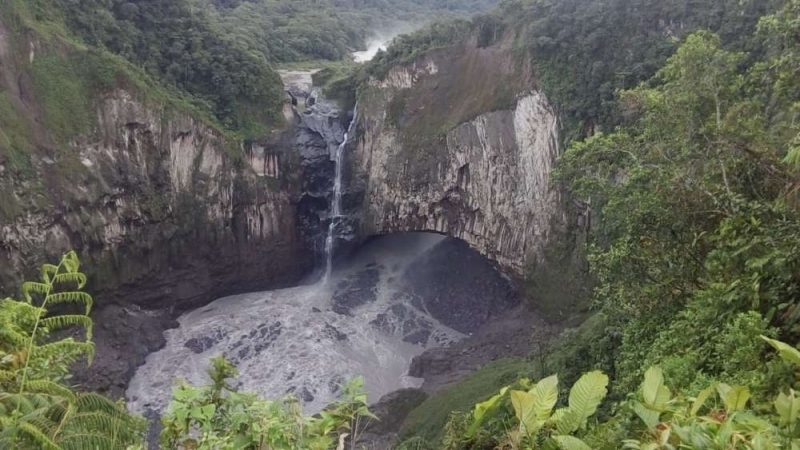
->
[[0, 21, 311, 394], [348, 35, 571, 278]]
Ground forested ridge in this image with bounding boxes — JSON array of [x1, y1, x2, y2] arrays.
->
[[200, 0, 501, 63], [38, 0, 501, 135]]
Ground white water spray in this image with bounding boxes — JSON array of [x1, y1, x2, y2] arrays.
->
[[323, 105, 357, 284], [126, 233, 463, 416]]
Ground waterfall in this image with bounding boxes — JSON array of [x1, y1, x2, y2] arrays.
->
[[323, 105, 358, 284]]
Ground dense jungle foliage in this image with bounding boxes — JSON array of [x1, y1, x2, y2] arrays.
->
[[367, 0, 783, 139], [52, 0, 285, 137], [200, 0, 501, 63]]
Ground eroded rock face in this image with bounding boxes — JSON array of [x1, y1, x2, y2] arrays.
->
[[294, 91, 359, 263], [0, 87, 311, 395], [349, 39, 567, 277]]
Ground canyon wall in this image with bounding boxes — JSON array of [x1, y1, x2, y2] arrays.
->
[[0, 20, 311, 394], [348, 34, 575, 278]]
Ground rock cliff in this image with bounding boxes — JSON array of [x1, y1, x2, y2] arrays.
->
[[0, 19, 311, 395], [347, 34, 574, 279]]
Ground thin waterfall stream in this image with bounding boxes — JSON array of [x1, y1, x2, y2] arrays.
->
[[323, 105, 357, 284]]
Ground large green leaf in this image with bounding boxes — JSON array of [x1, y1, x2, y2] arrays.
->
[[774, 389, 800, 426], [633, 401, 661, 430], [551, 407, 584, 436], [567, 370, 608, 430], [690, 384, 716, 417], [511, 390, 541, 436], [532, 375, 559, 421], [640, 367, 671, 410], [717, 383, 750, 412], [468, 386, 508, 437], [761, 336, 800, 367]]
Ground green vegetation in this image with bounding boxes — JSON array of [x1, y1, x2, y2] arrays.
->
[[161, 357, 375, 449], [202, 0, 500, 63], [554, 8, 800, 396], [454, 370, 609, 449], [412, 339, 800, 449], [364, 0, 783, 141], [391, 0, 800, 448], [0, 252, 145, 449], [402, 358, 534, 443], [52, 0, 285, 137], [29, 55, 94, 145], [4, 0, 800, 448], [0, 92, 35, 178]]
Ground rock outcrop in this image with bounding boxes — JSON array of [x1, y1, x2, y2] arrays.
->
[[348, 34, 570, 278], [294, 90, 358, 262]]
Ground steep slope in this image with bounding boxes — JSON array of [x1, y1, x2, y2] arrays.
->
[[344, 0, 783, 313], [0, 1, 310, 395], [352, 37, 565, 276], [346, 1, 795, 446], [346, 24, 587, 319]]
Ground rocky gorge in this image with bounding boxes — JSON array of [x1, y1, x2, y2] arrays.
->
[[1, 11, 584, 443]]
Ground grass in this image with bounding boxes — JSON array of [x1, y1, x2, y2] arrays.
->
[[0, 92, 35, 172], [399, 358, 534, 443], [30, 54, 93, 145]]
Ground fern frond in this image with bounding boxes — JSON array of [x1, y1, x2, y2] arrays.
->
[[25, 380, 77, 403], [17, 421, 60, 450], [40, 264, 59, 284], [25, 413, 59, 437], [61, 251, 81, 274], [75, 393, 123, 415], [35, 338, 94, 358], [0, 369, 18, 382], [51, 273, 87, 290], [63, 411, 142, 437], [40, 316, 93, 340], [0, 325, 30, 348], [34, 340, 95, 364], [43, 292, 93, 315], [21, 282, 50, 304], [58, 431, 116, 450], [0, 392, 36, 413]]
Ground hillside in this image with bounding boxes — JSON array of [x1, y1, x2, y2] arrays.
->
[[353, 0, 800, 447]]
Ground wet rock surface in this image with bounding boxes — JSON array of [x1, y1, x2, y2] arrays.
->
[[127, 233, 464, 417], [332, 266, 381, 315], [371, 303, 436, 346], [403, 238, 519, 333], [410, 305, 557, 393], [294, 90, 359, 265]]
